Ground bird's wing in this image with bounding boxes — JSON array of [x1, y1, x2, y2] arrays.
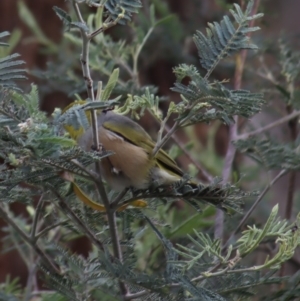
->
[[103, 117, 183, 178]]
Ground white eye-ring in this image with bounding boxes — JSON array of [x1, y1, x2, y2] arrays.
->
[[112, 167, 120, 175]]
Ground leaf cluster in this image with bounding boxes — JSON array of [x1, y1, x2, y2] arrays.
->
[[0, 32, 26, 91], [234, 137, 300, 171]]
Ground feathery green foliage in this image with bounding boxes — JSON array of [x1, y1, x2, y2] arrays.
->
[[175, 206, 300, 298], [194, 1, 263, 78], [0, 32, 26, 91], [171, 64, 265, 126], [1, 1, 300, 301], [234, 138, 300, 171], [105, 0, 142, 24], [113, 1, 265, 128]]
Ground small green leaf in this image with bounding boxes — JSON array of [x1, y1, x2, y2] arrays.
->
[[149, 4, 156, 26], [53, 6, 72, 24], [34, 136, 76, 147], [71, 22, 89, 33], [101, 68, 119, 101], [0, 31, 10, 39]]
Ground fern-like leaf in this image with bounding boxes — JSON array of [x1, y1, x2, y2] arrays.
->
[[194, 0, 263, 78], [171, 65, 265, 126], [234, 138, 300, 171], [0, 32, 26, 90], [105, 0, 142, 25]]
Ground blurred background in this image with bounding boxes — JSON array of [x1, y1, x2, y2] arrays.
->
[[0, 0, 300, 287]]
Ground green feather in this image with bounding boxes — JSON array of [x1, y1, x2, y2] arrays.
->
[[102, 117, 183, 178]]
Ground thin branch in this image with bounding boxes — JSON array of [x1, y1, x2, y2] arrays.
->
[[106, 213, 128, 297], [124, 290, 148, 300], [0, 108, 22, 122], [85, 1, 104, 8], [284, 104, 298, 221], [215, 0, 261, 240], [125, 255, 280, 301], [284, 172, 297, 220], [117, 189, 225, 212], [110, 189, 128, 209], [0, 205, 60, 275], [70, 159, 100, 181], [190, 262, 222, 283], [223, 169, 287, 249], [72, 0, 110, 213], [115, 58, 134, 78], [147, 112, 213, 183], [49, 187, 106, 252], [152, 121, 179, 158], [31, 194, 44, 240], [156, 114, 171, 147], [23, 264, 38, 301], [89, 18, 118, 39], [280, 103, 298, 277], [216, 116, 238, 240], [237, 110, 300, 140], [165, 124, 213, 182], [73, 1, 85, 23], [71, 3, 128, 295], [52, 189, 127, 296], [133, 27, 154, 84], [285, 106, 298, 220], [10, 223, 30, 268], [124, 262, 224, 300], [35, 219, 69, 240]]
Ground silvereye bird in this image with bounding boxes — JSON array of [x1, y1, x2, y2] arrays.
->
[[63, 103, 229, 212], [75, 109, 186, 191]]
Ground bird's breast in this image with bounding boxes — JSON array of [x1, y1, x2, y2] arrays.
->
[[98, 127, 153, 190]]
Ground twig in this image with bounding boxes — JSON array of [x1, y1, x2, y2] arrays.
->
[[0, 108, 22, 122], [216, 115, 238, 240], [284, 172, 296, 220], [116, 58, 135, 78], [165, 124, 213, 182], [237, 110, 300, 140], [50, 187, 105, 252], [215, 0, 261, 240], [152, 121, 179, 157], [284, 105, 298, 221], [89, 18, 117, 39], [52, 192, 130, 297], [110, 189, 128, 209], [0, 205, 60, 275], [223, 169, 287, 250], [70, 159, 100, 181], [125, 252, 282, 301], [31, 194, 44, 240], [72, 1, 84, 23], [73, 0, 110, 218], [157, 114, 171, 147], [35, 219, 69, 240], [147, 112, 213, 182], [123, 262, 225, 300], [71, 2, 128, 296], [280, 103, 298, 277], [10, 223, 30, 268], [133, 27, 154, 85], [190, 262, 222, 283], [124, 290, 148, 300], [23, 264, 38, 301]]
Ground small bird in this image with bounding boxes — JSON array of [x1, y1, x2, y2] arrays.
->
[[75, 109, 186, 191], [62, 102, 227, 212]]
